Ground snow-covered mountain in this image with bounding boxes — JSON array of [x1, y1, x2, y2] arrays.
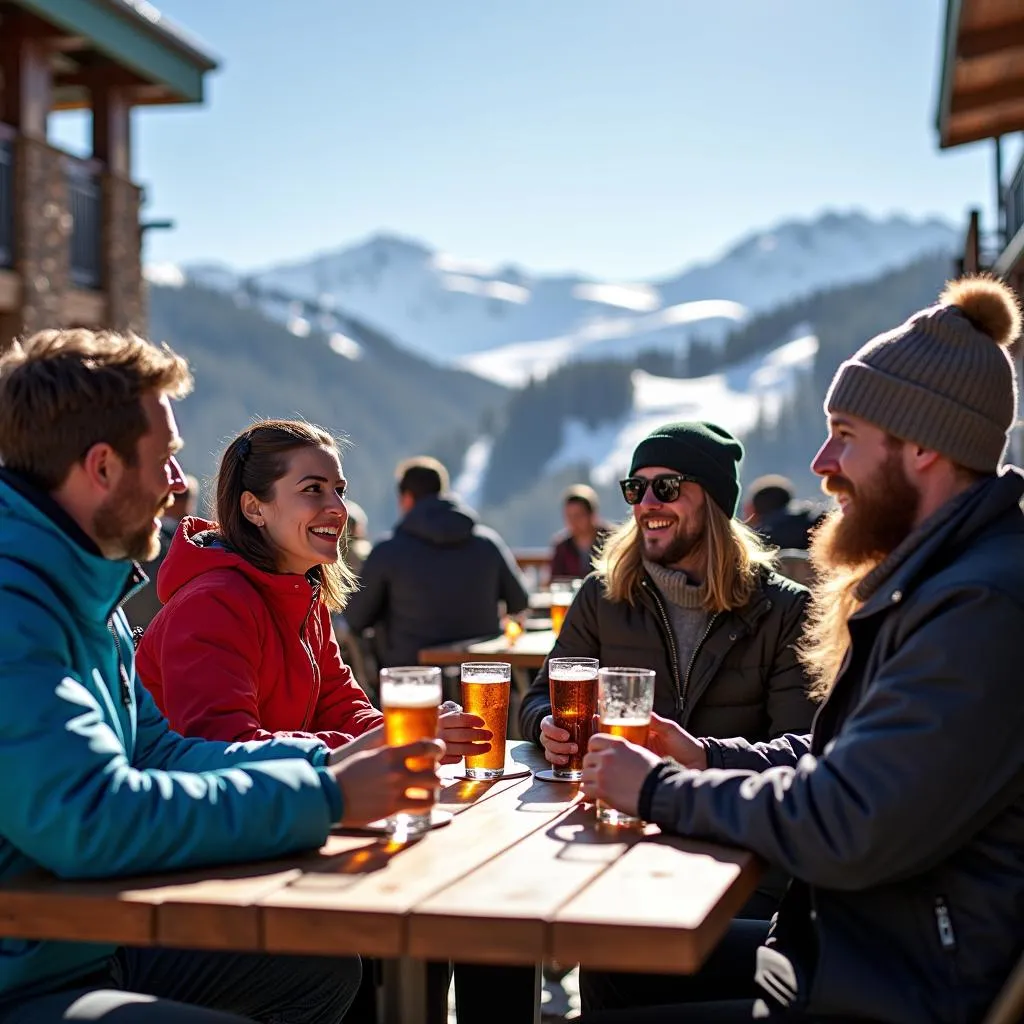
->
[[453, 331, 819, 513], [177, 211, 954, 380]]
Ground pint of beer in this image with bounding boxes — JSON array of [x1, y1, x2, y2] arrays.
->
[[380, 666, 442, 837], [596, 667, 656, 827], [548, 656, 599, 780], [549, 579, 581, 637], [460, 661, 511, 779]]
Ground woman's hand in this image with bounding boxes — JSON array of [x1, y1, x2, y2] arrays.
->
[[327, 724, 384, 765], [437, 703, 491, 765], [646, 713, 707, 770]]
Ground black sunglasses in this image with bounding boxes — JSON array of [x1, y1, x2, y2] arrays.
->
[[619, 473, 697, 505]]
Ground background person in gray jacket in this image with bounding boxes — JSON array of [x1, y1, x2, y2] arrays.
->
[[581, 277, 1024, 1024]]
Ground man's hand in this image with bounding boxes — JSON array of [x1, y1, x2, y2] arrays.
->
[[581, 734, 661, 816], [437, 706, 491, 765], [539, 714, 576, 767], [329, 739, 445, 826], [327, 724, 384, 765], [646, 713, 707, 770]]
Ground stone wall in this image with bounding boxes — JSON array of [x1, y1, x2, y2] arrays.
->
[[13, 136, 69, 338]]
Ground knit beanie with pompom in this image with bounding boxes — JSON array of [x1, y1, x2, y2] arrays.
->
[[824, 275, 1022, 472]]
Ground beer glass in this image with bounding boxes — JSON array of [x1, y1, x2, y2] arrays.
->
[[596, 667, 656, 827], [460, 661, 511, 779], [549, 579, 581, 637], [380, 665, 442, 836], [548, 656, 599, 780]]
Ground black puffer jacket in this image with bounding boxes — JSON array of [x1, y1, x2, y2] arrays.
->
[[345, 496, 529, 669], [519, 569, 815, 744], [647, 471, 1024, 1023]]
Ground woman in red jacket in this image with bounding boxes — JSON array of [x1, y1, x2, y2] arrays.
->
[[137, 419, 486, 761]]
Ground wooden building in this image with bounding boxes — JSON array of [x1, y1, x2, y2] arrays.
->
[[937, 0, 1024, 460], [937, 0, 1024, 293], [0, 0, 216, 351]]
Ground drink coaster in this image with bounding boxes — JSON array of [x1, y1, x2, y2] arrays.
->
[[332, 808, 454, 837], [450, 767, 533, 782], [533, 768, 582, 784]]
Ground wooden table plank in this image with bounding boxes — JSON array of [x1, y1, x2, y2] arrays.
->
[[419, 630, 555, 670], [259, 771, 579, 957], [552, 836, 762, 974], [407, 801, 642, 965]]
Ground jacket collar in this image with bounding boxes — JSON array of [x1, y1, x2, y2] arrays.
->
[[0, 468, 102, 556], [0, 469, 142, 622], [853, 469, 1024, 621]]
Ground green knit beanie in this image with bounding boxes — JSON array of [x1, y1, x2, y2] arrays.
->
[[628, 421, 744, 516]]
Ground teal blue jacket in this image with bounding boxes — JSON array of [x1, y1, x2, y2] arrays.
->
[[0, 472, 343, 1001]]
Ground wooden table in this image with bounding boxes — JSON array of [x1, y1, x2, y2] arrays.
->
[[0, 743, 761, 1024], [418, 630, 557, 671]]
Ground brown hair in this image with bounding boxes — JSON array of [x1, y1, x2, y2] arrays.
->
[[0, 328, 192, 489], [596, 493, 776, 613], [396, 456, 449, 501], [564, 483, 599, 515], [215, 419, 356, 612]]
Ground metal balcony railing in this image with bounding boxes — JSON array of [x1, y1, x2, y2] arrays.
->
[[0, 125, 14, 270], [65, 156, 102, 289], [1006, 152, 1024, 248]]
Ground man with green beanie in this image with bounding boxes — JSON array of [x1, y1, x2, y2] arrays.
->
[[519, 419, 817, 1014], [580, 276, 1024, 1023]]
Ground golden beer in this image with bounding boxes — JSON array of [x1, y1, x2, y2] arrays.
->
[[549, 659, 599, 779], [550, 601, 568, 637], [598, 717, 650, 747], [595, 667, 655, 827], [461, 661, 511, 779], [383, 699, 440, 771], [379, 668, 442, 836]]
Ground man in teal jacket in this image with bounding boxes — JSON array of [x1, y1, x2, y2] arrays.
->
[[0, 328, 443, 1023]]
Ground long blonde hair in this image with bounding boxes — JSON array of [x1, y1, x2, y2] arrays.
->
[[596, 496, 777, 613]]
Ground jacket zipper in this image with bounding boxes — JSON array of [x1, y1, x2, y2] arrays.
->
[[105, 622, 132, 708], [934, 897, 957, 951], [680, 612, 719, 718], [297, 595, 319, 730], [641, 579, 684, 713]]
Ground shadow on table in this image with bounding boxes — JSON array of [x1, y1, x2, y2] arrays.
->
[[543, 804, 655, 861]]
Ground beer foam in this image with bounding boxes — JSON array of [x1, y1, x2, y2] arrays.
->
[[550, 666, 598, 681], [381, 682, 442, 708], [599, 716, 649, 727], [461, 671, 508, 683]]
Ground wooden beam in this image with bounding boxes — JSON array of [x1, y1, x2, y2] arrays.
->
[[91, 83, 131, 176], [61, 288, 107, 326], [950, 74, 1024, 115], [0, 271, 20, 311], [944, 98, 1024, 147], [959, 20, 1024, 59], [0, 18, 53, 138], [57, 65, 144, 89]]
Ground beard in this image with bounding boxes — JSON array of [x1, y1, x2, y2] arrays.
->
[[640, 509, 705, 567], [811, 447, 921, 573], [94, 471, 170, 562]]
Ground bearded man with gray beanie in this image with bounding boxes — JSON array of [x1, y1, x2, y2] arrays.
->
[[519, 419, 818, 1015], [579, 277, 1024, 1024]]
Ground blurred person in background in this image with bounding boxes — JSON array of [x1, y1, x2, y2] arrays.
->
[[549, 483, 609, 580], [123, 471, 199, 630], [744, 474, 825, 552], [345, 456, 529, 670]]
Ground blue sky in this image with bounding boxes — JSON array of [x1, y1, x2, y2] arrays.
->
[[50, 0, 1005, 280]]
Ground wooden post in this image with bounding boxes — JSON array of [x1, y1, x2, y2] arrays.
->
[[0, 16, 52, 139], [91, 84, 131, 178]]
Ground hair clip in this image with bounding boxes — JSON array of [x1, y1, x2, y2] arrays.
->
[[237, 436, 252, 462]]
